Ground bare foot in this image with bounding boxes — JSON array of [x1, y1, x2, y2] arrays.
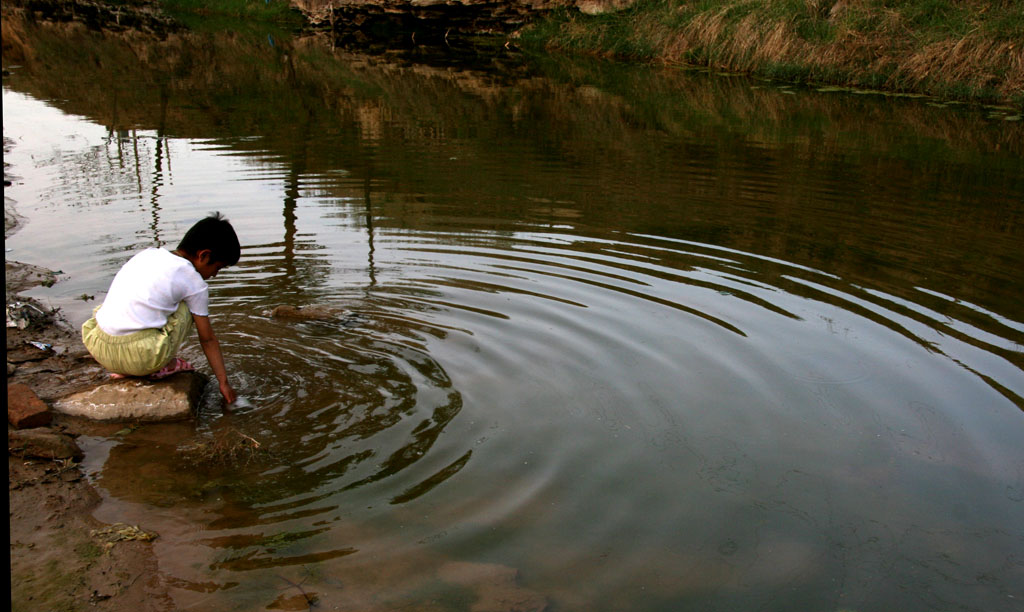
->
[[149, 357, 195, 380]]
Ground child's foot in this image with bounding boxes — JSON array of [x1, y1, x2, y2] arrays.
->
[[109, 372, 128, 380], [149, 357, 195, 380]]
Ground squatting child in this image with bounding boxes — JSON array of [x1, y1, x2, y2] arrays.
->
[[82, 212, 240, 404]]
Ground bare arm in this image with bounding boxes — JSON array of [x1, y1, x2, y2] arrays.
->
[[193, 314, 237, 404]]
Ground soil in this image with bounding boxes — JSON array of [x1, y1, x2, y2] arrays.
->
[[7, 202, 174, 610]]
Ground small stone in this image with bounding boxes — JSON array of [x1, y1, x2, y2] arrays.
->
[[52, 371, 207, 422], [577, 0, 636, 15], [8, 382, 53, 429], [8, 427, 83, 460]]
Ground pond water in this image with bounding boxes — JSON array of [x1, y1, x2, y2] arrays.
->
[[4, 19, 1024, 612]]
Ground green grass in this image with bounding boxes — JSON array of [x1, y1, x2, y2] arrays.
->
[[158, 0, 303, 27]]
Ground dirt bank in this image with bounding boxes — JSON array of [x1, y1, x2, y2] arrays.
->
[[6, 197, 173, 610]]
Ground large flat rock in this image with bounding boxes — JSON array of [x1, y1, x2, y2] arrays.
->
[[52, 372, 207, 422]]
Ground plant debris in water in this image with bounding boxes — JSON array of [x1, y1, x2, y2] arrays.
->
[[177, 428, 266, 466], [90, 523, 158, 550]]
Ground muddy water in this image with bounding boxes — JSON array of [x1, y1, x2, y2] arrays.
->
[[4, 19, 1024, 612]]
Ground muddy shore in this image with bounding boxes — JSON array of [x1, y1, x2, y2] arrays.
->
[[6, 194, 174, 610]]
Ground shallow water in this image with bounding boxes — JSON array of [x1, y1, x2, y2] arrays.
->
[[4, 21, 1024, 612]]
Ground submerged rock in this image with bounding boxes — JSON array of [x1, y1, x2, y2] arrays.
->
[[269, 304, 347, 320], [52, 372, 207, 422], [268, 304, 362, 327], [437, 561, 548, 612]]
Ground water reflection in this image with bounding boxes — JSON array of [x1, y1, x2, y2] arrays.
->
[[3, 13, 1023, 612]]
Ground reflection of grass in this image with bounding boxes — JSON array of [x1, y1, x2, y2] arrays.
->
[[519, 0, 1024, 105], [261, 530, 314, 552]]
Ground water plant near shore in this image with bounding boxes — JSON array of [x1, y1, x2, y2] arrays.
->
[[177, 428, 267, 466], [519, 0, 1024, 105]]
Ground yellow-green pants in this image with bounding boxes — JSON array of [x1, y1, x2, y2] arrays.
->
[[81, 302, 193, 376]]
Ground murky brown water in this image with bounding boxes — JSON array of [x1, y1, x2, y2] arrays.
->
[[4, 17, 1024, 612]]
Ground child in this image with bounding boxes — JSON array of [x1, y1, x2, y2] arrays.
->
[[82, 212, 239, 404]]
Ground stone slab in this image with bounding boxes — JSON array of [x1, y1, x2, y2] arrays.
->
[[52, 372, 207, 422], [8, 382, 53, 429]]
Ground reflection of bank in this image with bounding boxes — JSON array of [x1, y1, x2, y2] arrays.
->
[[105, 128, 170, 247], [9, 10, 1021, 317], [93, 423, 208, 508], [276, 111, 378, 296]]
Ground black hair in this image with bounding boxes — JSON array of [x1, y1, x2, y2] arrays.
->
[[177, 212, 240, 266]]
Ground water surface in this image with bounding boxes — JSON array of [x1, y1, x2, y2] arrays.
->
[[4, 19, 1024, 612]]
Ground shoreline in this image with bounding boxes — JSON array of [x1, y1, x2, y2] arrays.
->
[[6, 194, 173, 610]]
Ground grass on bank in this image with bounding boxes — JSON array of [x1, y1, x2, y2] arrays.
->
[[518, 0, 1024, 105], [156, 0, 304, 29]]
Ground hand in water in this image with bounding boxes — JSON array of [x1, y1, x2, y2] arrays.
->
[[220, 380, 237, 404]]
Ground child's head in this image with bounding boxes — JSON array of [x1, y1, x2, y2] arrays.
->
[[177, 212, 240, 267]]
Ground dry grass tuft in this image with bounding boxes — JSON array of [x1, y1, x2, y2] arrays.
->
[[1, 11, 35, 64], [177, 428, 266, 466], [895, 37, 1024, 94]]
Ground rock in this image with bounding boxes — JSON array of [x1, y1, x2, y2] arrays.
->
[[9, 427, 84, 460], [52, 372, 207, 422], [437, 561, 548, 612], [576, 0, 635, 15], [8, 382, 53, 429]]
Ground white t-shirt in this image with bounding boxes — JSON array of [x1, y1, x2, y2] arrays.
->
[[96, 248, 209, 336]]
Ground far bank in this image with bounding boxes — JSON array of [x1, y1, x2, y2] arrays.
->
[[3, 0, 1020, 105], [166, 0, 1024, 106], [515, 0, 1024, 107]]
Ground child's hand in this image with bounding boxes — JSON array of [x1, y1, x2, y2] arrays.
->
[[220, 380, 237, 404]]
